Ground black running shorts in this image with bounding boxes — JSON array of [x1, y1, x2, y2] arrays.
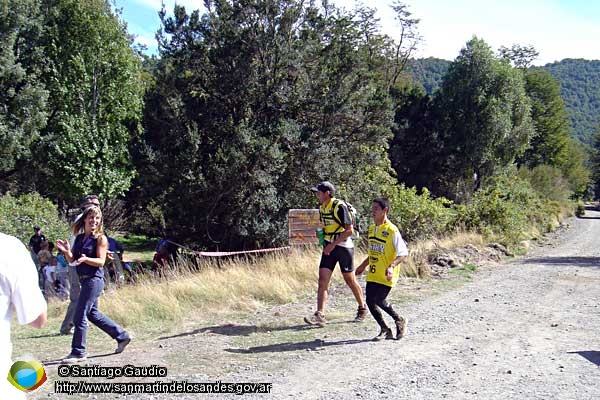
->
[[319, 244, 354, 273]]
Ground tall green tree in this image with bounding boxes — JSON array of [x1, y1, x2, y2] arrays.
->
[[0, 0, 48, 191], [389, 82, 444, 191], [381, 0, 421, 89], [518, 69, 570, 168], [499, 49, 590, 198], [498, 44, 539, 69], [25, 0, 144, 203], [432, 37, 534, 201], [516, 69, 590, 197], [134, 0, 397, 248], [563, 138, 590, 196], [591, 131, 600, 198]]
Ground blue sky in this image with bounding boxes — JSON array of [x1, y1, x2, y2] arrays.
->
[[114, 0, 600, 65]]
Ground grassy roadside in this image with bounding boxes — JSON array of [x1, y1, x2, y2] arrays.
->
[[12, 247, 325, 349], [11, 234, 491, 359], [9, 234, 520, 399]]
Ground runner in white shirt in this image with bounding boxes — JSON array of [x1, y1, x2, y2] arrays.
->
[[0, 232, 47, 399]]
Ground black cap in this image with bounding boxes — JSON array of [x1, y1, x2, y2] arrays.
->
[[310, 181, 335, 195], [33, 226, 41, 231]]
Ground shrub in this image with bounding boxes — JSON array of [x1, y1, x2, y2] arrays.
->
[[517, 165, 571, 204], [385, 184, 456, 241], [0, 193, 69, 245], [453, 174, 564, 244], [575, 202, 585, 217], [454, 187, 529, 243]]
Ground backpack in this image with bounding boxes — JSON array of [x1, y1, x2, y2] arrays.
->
[[330, 199, 361, 239]]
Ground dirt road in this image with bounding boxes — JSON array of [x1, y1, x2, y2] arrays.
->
[[34, 209, 600, 399], [226, 209, 600, 400]]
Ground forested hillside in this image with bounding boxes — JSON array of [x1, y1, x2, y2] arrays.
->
[[542, 59, 600, 145], [407, 57, 450, 94], [409, 58, 600, 145]]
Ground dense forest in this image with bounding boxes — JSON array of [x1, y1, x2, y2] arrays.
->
[[543, 59, 600, 145], [408, 57, 449, 94], [408, 58, 600, 146], [1, 0, 599, 250]]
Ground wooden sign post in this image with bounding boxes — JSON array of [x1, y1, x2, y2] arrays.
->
[[288, 209, 322, 245]]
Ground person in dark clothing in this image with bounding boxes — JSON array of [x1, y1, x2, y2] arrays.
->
[[60, 195, 101, 335], [105, 237, 125, 285], [28, 226, 46, 255], [107, 237, 124, 259], [56, 205, 131, 363]]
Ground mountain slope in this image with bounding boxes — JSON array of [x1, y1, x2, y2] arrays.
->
[[409, 57, 600, 144], [542, 59, 600, 145]]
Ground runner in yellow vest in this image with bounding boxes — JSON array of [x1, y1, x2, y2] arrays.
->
[[304, 181, 367, 326], [356, 196, 408, 340]]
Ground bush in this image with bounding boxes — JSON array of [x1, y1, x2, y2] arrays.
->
[[453, 174, 564, 244], [0, 193, 69, 246], [517, 165, 572, 204], [386, 185, 456, 241], [575, 202, 585, 217]]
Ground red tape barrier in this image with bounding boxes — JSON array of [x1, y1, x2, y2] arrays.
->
[[197, 246, 291, 257], [165, 240, 290, 257]]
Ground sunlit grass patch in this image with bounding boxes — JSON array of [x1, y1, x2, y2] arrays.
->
[[90, 247, 322, 333]]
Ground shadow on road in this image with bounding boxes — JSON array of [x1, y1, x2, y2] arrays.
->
[[568, 350, 600, 366], [579, 205, 600, 219], [225, 338, 372, 354], [43, 351, 117, 366], [523, 257, 600, 269], [158, 323, 312, 340], [27, 332, 62, 339]]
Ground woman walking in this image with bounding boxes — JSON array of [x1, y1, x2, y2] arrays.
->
[[56, 205, 131, 363]]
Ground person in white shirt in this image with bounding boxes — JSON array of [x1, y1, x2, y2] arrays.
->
[[0, 232, 47, 399]]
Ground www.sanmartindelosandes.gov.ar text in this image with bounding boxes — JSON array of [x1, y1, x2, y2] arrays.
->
[[54, 380, 273, 395]]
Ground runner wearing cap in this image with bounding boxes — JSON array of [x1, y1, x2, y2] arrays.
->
[[304, 181, 367, 326]]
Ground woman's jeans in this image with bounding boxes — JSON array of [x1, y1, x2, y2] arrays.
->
[[60, 263, 81, 334], [71, 276, 129, 356]]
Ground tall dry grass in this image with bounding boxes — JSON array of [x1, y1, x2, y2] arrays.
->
[[44, 233, 484, 335], [86, 235, 488, 331], [90, 247, 325, 332]]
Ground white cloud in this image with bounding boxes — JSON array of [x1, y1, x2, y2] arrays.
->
[[133, 32, 156, 47]]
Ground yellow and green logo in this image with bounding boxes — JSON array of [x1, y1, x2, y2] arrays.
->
[[7, 359, 47, 392]]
